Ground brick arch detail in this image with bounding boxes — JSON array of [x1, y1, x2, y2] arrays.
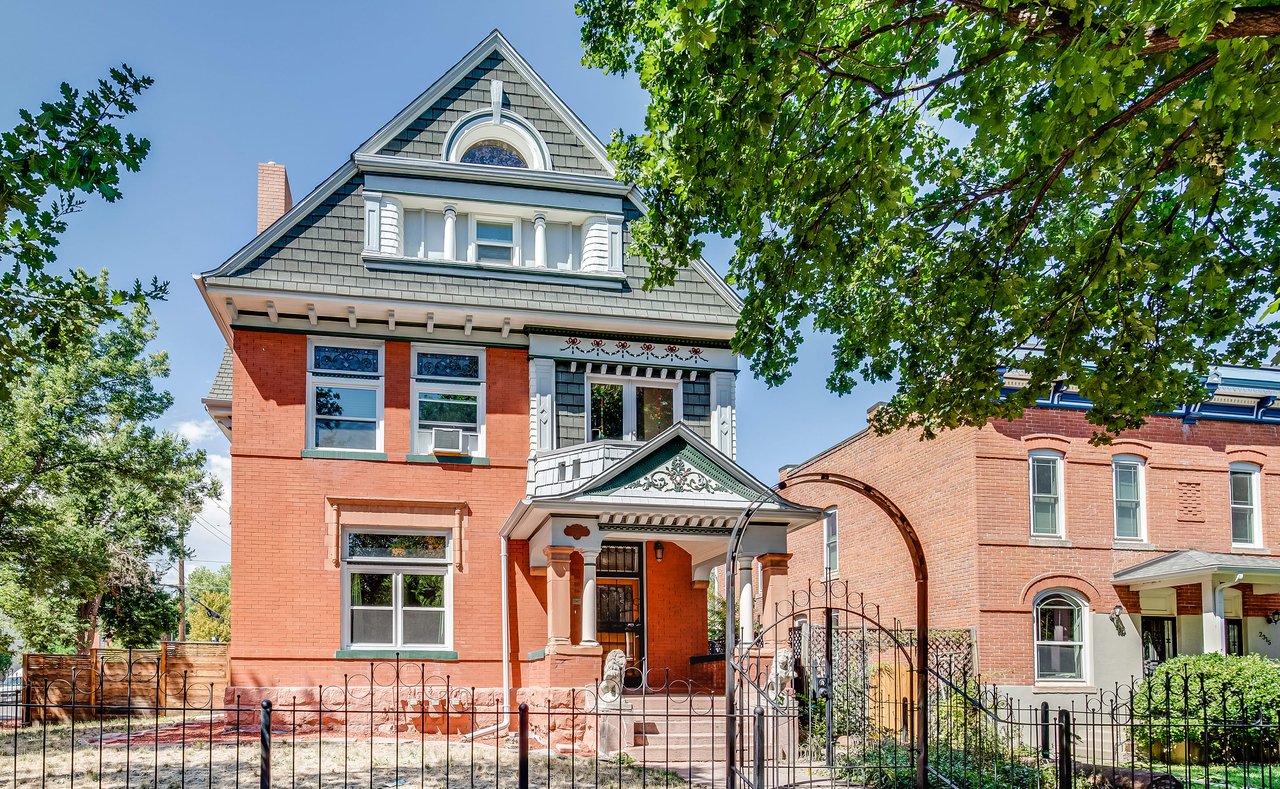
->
[[1226, 447, 1269, 467], [1020, 573, 1102, 607], [1021, 434, 1071, 452]]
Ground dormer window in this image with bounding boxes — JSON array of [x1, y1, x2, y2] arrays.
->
[[474, 219, 516, 263], [461, 140, 527, 168]]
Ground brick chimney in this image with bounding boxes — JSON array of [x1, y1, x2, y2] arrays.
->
[[256, 162, 292, 233]]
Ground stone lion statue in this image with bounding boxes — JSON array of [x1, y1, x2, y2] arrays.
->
[[764, 646, 796, 701], [599, 649, 628, 704]]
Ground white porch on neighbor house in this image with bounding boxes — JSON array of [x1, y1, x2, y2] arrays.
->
[[502, 424, 822, 671]]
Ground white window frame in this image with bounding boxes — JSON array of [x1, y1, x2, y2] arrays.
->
[[1230, 462, 1263, 548], [410, 344, 486, 457], [1033, 590, 1088, 684], [1028, 450, 1065, 538], [1112, 455, 1147, 542], [341, 528, 453, 651], [584, 374, 683, 443], [306, 338, 385, 453], [823, 508, 839, 578], [468, 214, 521, 265]]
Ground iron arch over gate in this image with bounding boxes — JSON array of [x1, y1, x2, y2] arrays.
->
[[724, 472, 929, 789]]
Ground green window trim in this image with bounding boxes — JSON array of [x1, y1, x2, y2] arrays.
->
[[302, 449, 388, 461], [405, 454, 491, 466]]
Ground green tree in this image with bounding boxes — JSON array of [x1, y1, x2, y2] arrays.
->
[[185, 565, 231, 642], [1, 65, 164, 401], [579, 0, 1280, 440], [100, 573, 180, 649], [0, 304, 219, 653]]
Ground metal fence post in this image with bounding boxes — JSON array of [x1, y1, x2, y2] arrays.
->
[[259, 699, 272, 789], [1056, 709, 1072, 789], [518, 702, 529, 789], [753, 705, 765, 789], [1040, 702, 1050, 759]]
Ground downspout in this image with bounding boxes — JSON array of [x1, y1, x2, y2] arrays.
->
[[463, 534, 511, 741]]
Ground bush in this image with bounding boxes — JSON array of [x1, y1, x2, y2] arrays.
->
[[1132, 653, 1280, 761], [839, 741, 1048, 789]]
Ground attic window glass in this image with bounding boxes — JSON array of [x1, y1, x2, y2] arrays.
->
[[461, 140, 527, 168]]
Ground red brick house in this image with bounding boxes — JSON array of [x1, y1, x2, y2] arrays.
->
[[781, 368, 1280, 700], [198, 32, 818, 705]]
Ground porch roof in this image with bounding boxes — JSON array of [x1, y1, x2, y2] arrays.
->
[[502, 423, 823, 542], [1113, 550, 1280, 588]]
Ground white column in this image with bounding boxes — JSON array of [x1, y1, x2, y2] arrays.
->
[[581, 548, 600, 645], [533, 214, 547, 268], [737, 556, 755, 646], [442, 205, 457, 261], [1202, 579, 1225, 654]]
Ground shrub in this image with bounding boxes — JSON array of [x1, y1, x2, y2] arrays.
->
[[839, 741, 1048, 789], [1132, 653, 1280, 761]]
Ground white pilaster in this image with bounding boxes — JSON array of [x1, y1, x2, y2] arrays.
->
[[1202, 579, 1225, 655], [581, 548, 600, 645], [442, 205, 457, 261], [533, 214, 547, 268], [711, 371, 737, 458], [531, 358, 555, 452]]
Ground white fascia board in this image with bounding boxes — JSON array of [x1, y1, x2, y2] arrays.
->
[[195, 274, 234, 345], [354, 31, 616, 178], [356, 154, 630, 197], [199, 163, 359, 279], [200, 282, 738, 341]]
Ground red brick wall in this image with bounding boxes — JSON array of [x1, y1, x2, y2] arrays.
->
[[229, 330, 531, 689], [643, 542, 707, 685], [784, 406, 1279, 684]]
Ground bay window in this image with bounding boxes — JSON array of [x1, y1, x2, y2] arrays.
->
[[343, 530, 451, 650], [587, 377, 680, 442], [412, 346, 485, 456], [307, 340, 383, 451]]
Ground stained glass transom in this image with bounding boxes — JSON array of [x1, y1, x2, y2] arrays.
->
[[314, 346, 380, 374], [416, 352, 480, 380], [460, 140, 527, 168]]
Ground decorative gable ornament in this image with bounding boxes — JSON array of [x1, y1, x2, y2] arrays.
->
[[621, 456, 728, 495]]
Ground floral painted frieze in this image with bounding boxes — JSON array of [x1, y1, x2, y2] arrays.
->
[[559, 336, 708, 364], [621, 457, 727, 495]]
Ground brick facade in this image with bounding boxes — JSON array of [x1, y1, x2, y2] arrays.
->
[[782, 408, 1280, 687]]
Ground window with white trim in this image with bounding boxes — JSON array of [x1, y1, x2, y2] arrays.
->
[[471, 217, 518, 264], [1113, 455, 1146, 541], [412, 346, 485, 457], [1029, 451, 1065, 537], [1230, 462, 1262, 546], [587, 376, 681, 442], [343, 530, 451, 650], [823, 508, 839, 577], [1034, 591, 1086, 682], [307, 340, 384, 452]]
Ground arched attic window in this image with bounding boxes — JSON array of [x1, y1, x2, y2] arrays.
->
[[443, 107, 551, 170], [460, 140, 527, 168]]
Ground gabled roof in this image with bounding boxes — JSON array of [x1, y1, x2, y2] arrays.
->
[[1113, 550, 1280, 584], [198, 31, 742, 333]]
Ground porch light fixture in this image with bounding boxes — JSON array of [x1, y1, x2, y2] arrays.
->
[[654, 542, 665, 562], [1109, 605, 1127, 637], [1266, 610, 1280, 626]]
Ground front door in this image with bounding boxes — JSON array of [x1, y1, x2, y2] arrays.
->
[[1141, 616, 1177, 675], [596, 542, 645, 688]]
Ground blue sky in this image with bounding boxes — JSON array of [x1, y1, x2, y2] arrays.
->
[[2, 1, 892, 570]]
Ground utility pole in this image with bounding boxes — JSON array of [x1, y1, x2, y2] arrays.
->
[[177, 527, 186, 642]]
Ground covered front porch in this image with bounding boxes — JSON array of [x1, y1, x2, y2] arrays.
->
[[502, 424, 822, 691], [1113, 550, 1280, 673]]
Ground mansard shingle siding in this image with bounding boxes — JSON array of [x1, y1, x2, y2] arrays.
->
[[209, 174, 740, 325], [379, 52, 610, 177]]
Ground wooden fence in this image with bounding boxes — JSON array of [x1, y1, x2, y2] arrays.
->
[[22, 641, 229, 722]]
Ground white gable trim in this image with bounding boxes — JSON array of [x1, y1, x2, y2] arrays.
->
[[354, 30, 615, 177]]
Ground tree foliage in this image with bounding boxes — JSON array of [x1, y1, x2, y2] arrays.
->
[[185, 565, 231, 643], [0, 305, 219, 653], [579, 0, 1280, 439], [100, 573, 179, 649], [1, 65, 164, 400]]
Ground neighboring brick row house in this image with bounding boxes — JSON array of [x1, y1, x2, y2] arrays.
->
[[199, 32, 819, 703], [782, 368, 1280, 701]]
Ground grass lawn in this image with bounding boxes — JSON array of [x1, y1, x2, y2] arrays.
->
[[1155, 763, 1280, 788], [1, 716, 691, 788]]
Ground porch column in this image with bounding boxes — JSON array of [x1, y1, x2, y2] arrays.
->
[[580, 548, 600, 646], [545, 545, 575, 653], [1202, 579, 1225, 655], [442, 205, 457, 260], [737, 555, 756, 646], [757, 553, 792, 632]]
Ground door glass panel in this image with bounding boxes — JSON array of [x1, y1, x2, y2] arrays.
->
[[590, 383, 624, 441], [635, 386, 675, 440]]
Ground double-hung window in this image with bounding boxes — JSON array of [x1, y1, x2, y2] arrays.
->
[[308, 340, 384, 451], [343, 530, 451, 650], [474, 218, 516, 264], [412, 346, 485, 457], [587, 377, 680, 442], [1230, 463, 1262, 546], [1034, 591, 1086, 682], [1113, 456, 1146, 541], [823, 508, 839, 578], [1029, 451, 1065, 537]]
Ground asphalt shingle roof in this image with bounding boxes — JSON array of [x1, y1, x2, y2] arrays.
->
[[1113, 550, 1280, 581], [205, 346, 233, 402]]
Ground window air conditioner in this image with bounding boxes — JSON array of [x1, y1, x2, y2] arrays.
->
[[432, 428, 465, 454]]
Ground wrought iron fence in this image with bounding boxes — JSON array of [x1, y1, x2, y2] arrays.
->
[[5, 654, 1280, 788]]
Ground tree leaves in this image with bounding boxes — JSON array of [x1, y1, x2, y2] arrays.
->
[[581, 0, 1280, 440]]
